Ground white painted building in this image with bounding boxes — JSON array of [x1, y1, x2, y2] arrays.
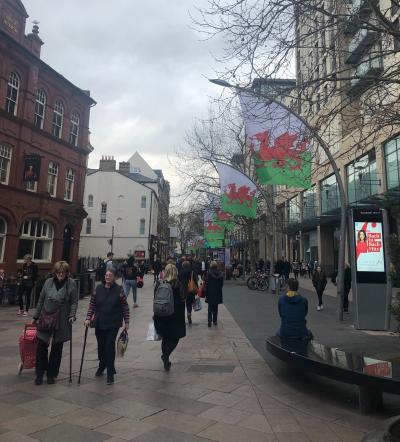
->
[[79, 155, 160, 260]]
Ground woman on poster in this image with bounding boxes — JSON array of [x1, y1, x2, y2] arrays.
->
[[356, 230, 368, 259]]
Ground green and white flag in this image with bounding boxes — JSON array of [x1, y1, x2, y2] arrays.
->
[[239, 92, 312, 188], [216, 162, 257, 218], [204, 209, 225, 242]]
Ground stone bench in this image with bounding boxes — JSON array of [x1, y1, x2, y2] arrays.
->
[[266, 335, 400, 413]]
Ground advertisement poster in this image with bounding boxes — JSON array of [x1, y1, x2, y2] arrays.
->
[[224, 247, 231, 267], [354, 221, 385, 272], [217, 248, 225, 264]]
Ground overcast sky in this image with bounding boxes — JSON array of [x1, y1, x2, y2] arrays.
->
[[27, 0, 223, 202]]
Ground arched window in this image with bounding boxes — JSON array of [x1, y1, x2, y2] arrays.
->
[[0, 217, 7, 262], [17, 219, 54, 261], [139, 218, 146, 235], [6, 72, 20, 115], [88, 194, 94, 208], [47, 161, 59, 197], [141, 196, 147, 208], [69, 111, 80, 146], [100, 203, 107, 223], [34, 89, 46, 129], [86, 218, 92, 234], [52, 100, 64, 138], [0, 143, 12, 185]]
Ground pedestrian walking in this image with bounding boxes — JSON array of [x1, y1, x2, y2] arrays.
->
[[179, 260, 198, 324], [312, 265, 327, 311], [204, 261, 224, 327], [292, 261, 300, 280], [343, 264, 352, 313], [153, 263, 186, 371], [98, 252, 114, 283], [283, 259, 291, 281], [153, 256, 162, 284], [122, 256, 139, 308], [18, 254, 38, 316], [85, 267, 129, 385], [32, 261, 78, 385], [277, 278, 313, 340], [0, 268, 5, 304]]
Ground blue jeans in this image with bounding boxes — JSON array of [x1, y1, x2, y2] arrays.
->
[[124, 279, 137, 304]]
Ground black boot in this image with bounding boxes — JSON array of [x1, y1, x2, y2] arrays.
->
[[107, 374, 114, 385]]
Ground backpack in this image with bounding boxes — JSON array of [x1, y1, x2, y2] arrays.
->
[[153, 282, 174, 317]]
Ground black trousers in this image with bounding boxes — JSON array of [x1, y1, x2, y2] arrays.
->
[[95, 328, 119, 376], [186, 294, 195, 314], [316, 289, 324, 306], [294, 271, 299, 280], [161, 338, 179, 360], [208, 304, 218, 324], [343, 287, 351, 311], [19, 285, 32, 311], [36, 338, 64, 378]]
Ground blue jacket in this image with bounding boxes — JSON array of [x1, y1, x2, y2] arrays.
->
[[278, 293, 310, 338]]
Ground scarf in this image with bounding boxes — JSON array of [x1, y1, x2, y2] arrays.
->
[[286, 290, 298, 298]]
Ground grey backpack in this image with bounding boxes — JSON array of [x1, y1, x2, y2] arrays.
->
[[153, 282, 174, 317]]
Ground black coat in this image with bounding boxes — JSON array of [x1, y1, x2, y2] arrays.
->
[[312, 271, 327, 292], [154, 281, 186, 340], [205, 269, 224, 305]]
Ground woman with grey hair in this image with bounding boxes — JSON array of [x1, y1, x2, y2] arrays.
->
[[33, 261, 78, 385]]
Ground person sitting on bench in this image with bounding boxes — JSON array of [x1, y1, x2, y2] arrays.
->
[[277, 278, 313, 341]]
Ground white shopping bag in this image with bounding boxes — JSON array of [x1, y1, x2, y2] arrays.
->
[[146, 321, 161, 341]]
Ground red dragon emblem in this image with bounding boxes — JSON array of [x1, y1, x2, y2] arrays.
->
[[249, 130, 309, 170], [205, 220, 223, 233], [217, 210, 232, 221], [224, 183, 256, 208]]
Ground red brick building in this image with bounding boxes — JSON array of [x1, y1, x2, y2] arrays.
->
[[0, 0, 96, 275]]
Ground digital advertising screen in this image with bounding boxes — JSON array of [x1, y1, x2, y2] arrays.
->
[[354, 221, 385, 272], [352, 209, 387, 284]]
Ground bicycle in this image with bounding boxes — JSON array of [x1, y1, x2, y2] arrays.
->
[[246, 271, 270, 291]]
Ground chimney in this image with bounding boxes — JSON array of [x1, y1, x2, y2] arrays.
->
[[26, 22, 44, 58], [99, 155, 116, 171], [119, 162, 130, 174]]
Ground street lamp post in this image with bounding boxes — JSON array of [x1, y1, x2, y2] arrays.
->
[[210, 78, 348, 320]]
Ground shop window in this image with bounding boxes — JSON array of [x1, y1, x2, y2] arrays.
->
[[69, 111, 80, 146], [88, 194, 94, 208], [64, 168, 75, 201], [140, 218, 145, 235], [34, 89, 46, 129], [52, 100, 64, 138], [141, 196, 146, 208], [100, 203, 107, 223], [321, 174, 339, 213], [346, 150, 378, 204], [385, 136, 400, 189], [86, 218, 92, 234], [47, 161, 59, 197], [5, 72, 20, 115], [17, 219, 54, 261], [0, 143, 12, 184], [0, 217, 6, 262]]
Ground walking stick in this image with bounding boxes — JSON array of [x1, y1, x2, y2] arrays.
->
[[78, 326, 88, 385], [69, 322, 73, 383]]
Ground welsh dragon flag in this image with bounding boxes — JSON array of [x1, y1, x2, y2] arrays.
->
[[239, 92, 312, 188], [216, 162, 257, 218], [204, 209, 225, 242]]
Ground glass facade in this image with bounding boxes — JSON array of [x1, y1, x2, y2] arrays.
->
[[303, 185, 317, 219], [385, 136, 400, 189], [321, 174, 339, 213], [288, 196, 301, 224], [346, 150, 378, 203]]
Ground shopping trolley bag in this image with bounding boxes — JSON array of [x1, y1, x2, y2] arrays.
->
[[18, 323, 38, 374]]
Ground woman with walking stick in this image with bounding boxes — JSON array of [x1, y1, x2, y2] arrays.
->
[[84, 268, 129, 385], [32, 261, 78, 385]]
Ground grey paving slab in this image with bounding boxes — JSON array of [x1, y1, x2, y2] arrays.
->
[[0, 432, 38, 442], [96, 398, 163, 420], [3, 414, 62, 435], [18, 397, 80, 417], [132, 427, 212, 442], [31, 422, 110, 442], [187, 364, 236, 373], [0, 390, 40, 405], [96, 417, 156, 440], [198, 421, 277, 442]]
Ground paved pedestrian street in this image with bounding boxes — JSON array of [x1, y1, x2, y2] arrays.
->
[[0, 276, 382, 441]]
